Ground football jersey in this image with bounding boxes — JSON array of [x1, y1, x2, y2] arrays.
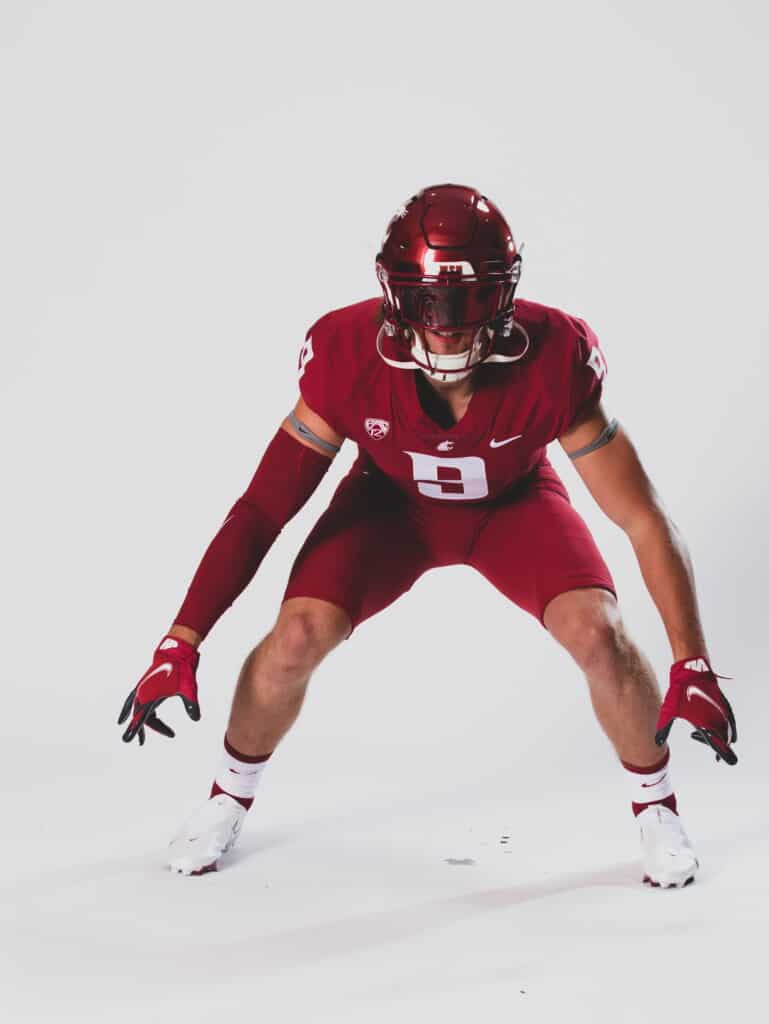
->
[[297, 297, 607, 504]]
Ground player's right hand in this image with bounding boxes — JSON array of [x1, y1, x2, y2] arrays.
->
[[118, 635, 201, 746]]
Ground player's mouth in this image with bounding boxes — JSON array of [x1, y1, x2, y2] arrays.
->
[[423, 328, 475, 353]]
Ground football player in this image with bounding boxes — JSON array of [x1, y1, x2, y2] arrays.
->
[[119, 184, 737, 885]]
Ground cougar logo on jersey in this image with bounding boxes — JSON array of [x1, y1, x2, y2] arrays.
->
[[365, 418, 390, 440], [436, 440, 455, 452]]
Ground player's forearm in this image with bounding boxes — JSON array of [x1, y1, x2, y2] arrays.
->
[[626, 511, 709, 662], [171, 427, 333, 642], [173, 502, 282, 641]]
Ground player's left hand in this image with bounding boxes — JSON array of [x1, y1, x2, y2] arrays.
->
[[655, 657, 737, 765]]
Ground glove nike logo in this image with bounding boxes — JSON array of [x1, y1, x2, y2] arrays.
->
[[685, 684, 727, 722], [489, 434, 523, 448], [139, 662, 173, 686]]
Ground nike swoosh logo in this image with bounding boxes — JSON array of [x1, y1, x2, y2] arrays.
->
[[489, 434, 523, 448], [139, 662, 173, 686], [686, 684, 727, 722], [641, 773, 667, 788]]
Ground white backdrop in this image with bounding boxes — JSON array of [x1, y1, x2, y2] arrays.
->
[[1, 2, 768, 1021]]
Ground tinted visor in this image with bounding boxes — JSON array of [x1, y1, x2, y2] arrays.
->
[[394, 281, 513, 330]]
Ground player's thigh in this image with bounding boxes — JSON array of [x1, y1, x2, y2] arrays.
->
[[284, 473, 431, 632], [468, 480, 615, 625]]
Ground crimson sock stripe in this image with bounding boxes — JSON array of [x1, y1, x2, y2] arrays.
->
[[210, 781, 254, 811], [621, 747, 670, 775], [632, 793, 678, 817], [223, 735, 272, 764]]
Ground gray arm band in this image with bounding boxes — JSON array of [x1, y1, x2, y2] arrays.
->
[[288, 411, 341, 455], [567, 417, 619, 460]]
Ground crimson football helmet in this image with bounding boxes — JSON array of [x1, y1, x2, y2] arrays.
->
[[376, 184, 528, 382]]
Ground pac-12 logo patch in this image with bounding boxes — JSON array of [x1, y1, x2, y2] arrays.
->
[[364, 418, 390, 440]]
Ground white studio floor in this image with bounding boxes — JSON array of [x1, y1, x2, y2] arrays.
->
[[2, 722, 766, 1024]]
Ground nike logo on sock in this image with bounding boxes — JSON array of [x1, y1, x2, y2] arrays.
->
[[641, 773, 668, 788]]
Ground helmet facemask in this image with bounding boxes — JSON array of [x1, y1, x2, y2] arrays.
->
[[376, 259, 528, 383]]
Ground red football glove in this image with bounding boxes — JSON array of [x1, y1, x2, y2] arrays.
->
[[655, 657, 737, 765], [118, 635, 201, 745]]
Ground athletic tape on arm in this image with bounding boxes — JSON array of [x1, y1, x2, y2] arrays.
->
[[288, 411, 341, 454], [567, 418, 620, 460]]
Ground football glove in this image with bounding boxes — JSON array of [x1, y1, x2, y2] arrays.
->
[[655, 657, 737, 765], [118, 635, 201, 745]]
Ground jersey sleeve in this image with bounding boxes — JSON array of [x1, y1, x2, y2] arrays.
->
[[297, 315, 345, 436], [563, 317, 608, 432]]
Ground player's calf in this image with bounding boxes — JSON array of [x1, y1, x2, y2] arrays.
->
[[227, 599, 350, 754]]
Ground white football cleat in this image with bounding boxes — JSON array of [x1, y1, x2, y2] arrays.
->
[[638, 804, 699, 888], [167, 794, 247, 876]]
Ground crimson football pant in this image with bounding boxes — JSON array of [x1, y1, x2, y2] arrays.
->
[[283, 463, 615, 632]]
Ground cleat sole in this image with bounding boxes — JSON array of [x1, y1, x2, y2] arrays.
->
[[190, 862, 218, 876], [643, 872, 696, 889]]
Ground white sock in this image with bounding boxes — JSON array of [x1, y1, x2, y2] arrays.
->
[[621, 749, 675, 811], [211, 737, 271, 806]]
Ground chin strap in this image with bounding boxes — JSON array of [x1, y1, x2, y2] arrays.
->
[[411, 329, 484, 382], [375, 321, 530, 383], [483, 320, 530, 363]]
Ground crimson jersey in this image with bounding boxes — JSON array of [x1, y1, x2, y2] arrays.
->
[[298, 297, 607, 504]]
